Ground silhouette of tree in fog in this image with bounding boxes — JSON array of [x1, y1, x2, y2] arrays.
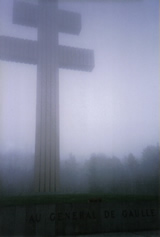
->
[[0, 167, 2, 194], [0, 151, 34, 195], [86, 153, 124, 193], [123, 153, 140, 194], [140, 145, 159, 194], [0, 144, 159, 195], [60, 153, 79, 193]]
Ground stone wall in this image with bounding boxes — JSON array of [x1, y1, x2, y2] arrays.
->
[[0, 200, 159, 236]]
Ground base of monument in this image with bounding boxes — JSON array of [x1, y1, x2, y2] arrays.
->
[[0, 195, 159, 236]]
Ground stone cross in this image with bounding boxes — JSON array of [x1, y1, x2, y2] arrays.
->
[[0, 0, 94, 193]]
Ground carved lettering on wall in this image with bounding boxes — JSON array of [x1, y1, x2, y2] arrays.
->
[[25, 208, 157, 224]]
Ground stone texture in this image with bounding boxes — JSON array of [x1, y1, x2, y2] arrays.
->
[[0, 200, 159, 236]]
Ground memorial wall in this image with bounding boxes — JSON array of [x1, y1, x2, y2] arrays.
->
[[0, 199, 159, 235]]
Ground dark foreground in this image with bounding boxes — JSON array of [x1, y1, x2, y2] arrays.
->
[[59, 230, 160, 236], [0, 194, 159, 236], [2, 230, 160, 236]]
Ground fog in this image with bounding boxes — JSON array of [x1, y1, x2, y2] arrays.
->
[[0, 0, 159, 194]]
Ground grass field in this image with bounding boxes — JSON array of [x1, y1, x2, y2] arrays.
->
[[0, 193, 159, 207]]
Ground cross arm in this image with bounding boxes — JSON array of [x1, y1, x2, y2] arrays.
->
[[0, 36, 94, 71], [0, 35, 37, 65], [13, 1, 81, 35]]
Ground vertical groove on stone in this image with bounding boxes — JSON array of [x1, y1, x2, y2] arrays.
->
[[34, 0, 59, 193]]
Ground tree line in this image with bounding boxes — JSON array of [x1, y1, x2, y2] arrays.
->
[[0, 145, 159, 196], [60, 145, 159, 195]]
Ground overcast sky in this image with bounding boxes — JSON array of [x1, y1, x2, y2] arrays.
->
[[0, 0, 159, 161]]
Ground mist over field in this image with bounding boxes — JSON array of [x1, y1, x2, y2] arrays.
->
[[0, 0, 159, 195]]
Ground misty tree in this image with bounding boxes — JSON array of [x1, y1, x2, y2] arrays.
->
[[60, 153, 79, 193], [0, 144, 159, 196], [59, 145, 159, 195], [86, 153, 113, 193], [86, 153, 100, 192], [124, 153, 140, 194], [0, 153, 3, 194], [86, 153, 124, 193], [0, 150, 34, 195], [140, 145, 159, 195], [109, 156, 126, 194]]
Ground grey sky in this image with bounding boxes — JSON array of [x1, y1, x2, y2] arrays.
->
[[0, 0, 159, 160]]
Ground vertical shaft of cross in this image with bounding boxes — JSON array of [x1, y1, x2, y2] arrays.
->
[[34, 0, 59, 193], [0, 0, 94, 193]]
